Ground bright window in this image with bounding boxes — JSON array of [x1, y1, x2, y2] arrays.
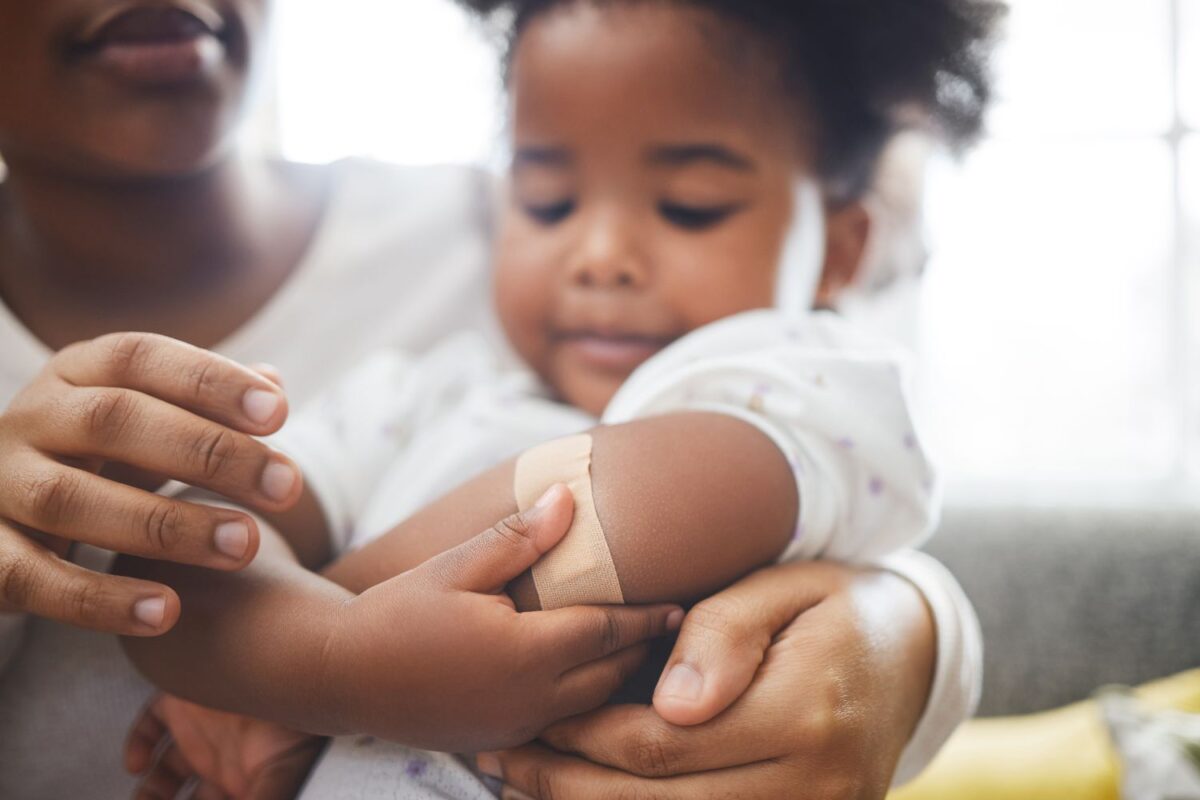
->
[[267, 0, 1198, 501]]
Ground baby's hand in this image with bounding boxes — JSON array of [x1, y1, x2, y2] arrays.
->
[[125, 693, 322, 800]]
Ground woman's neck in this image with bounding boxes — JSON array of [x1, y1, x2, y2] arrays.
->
[[0, 153, 329, 349]]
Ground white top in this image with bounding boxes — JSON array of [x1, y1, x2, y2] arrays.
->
[[0, 162, 977, 797], [278, 309, 972, 786]]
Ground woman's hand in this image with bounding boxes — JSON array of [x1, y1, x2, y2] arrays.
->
[[125, 692, 320, 800], [0, 332, 303, 636], [478, 560, 936, 799], [326, 485, 684, 753]]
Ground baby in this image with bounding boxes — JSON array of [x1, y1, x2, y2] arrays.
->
[[122, 0, 1001, 795]]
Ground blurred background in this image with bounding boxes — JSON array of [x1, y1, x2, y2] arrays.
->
[[254, 0, 1200, 506]]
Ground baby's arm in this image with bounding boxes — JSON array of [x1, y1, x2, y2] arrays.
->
[[325, 412, 798, 609]]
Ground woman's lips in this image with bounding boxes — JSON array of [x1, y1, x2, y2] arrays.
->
[[557, 331, 675, 372], [71, 4, 227, 86]]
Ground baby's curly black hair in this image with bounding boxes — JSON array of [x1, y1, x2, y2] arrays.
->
[[457, 0, 1005, 200]]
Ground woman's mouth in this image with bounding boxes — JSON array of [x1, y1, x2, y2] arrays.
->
[[69, 2, 227, 86], [556, 330, 676, 373]]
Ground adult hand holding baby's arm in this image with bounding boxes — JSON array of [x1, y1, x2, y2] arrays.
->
[[481, 560, 938, 800], [0, 332, 303, 636]]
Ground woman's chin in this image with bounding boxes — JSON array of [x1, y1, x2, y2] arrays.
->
[[71, 127, 239, 181]]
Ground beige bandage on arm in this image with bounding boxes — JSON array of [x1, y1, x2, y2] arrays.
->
[[514, 434, 625, 610]]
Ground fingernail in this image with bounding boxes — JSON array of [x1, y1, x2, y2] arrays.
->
[[260, 461, 298, 502], [657, 663, 703, 702], [476, 752, 502, 779], [532, 484, 566, 514], [667, 609, 685, 631], [214, 521, 250, 560], [133, 597, 166, 629], [243, 389, 282, 425]]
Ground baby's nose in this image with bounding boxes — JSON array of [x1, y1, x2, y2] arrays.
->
[[567, 220, 648, 289]]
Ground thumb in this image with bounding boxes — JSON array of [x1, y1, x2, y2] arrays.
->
[[652, 565, 828, 726], [424, 484, 575, 593], [250, 363, 285, 389]]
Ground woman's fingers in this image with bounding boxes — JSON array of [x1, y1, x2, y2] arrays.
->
[[242, 738, 325, 800], [539, 695, 792, 779], [478, 743, 796, 800], [125, 696, 171, 776], [0, 524, 179, 635], [1, 463, 260, 569], [133, 743, 195, 800], [52, 333, 288, 435], [537, 603, 682, 668], [422, 485, 574, 593], [652, 562, 841, 726], [29, 388, 302, 513]]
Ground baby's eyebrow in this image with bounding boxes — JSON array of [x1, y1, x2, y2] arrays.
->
[[645, 144, 757, 172], [513, 146, 574, 168]]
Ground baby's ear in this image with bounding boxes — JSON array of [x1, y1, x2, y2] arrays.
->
[[815, 201, 871, 308]]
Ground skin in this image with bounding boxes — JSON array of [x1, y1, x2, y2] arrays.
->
[[121, 488, 683, 751], [0, 0, 328, 634], [496, 2, 868, 415], [125, 5, 936, 798]]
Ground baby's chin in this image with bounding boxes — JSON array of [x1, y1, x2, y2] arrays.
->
[[549, 366, 628, 418]]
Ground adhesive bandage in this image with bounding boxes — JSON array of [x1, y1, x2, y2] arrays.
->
[[513, 434, 625, 610]]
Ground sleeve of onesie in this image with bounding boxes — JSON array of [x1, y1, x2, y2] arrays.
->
[[880, 549, 983, 786], [602, 308, 940, 562], [268, 350, 422, 554], [270, 335, 494, 554]]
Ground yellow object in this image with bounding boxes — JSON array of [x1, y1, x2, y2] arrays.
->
[[890, 669, 1200, 800]]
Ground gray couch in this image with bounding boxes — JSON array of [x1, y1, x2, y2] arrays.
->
[[927, 505, 1200, 717]]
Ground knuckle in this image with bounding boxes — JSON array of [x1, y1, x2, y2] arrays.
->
[[596, 607, 623, 653], [191, 427, 239, 481], [796, 685, 846, 755], [491, 513, 533, 548], [184, 357, 223, 404], [98, 332, 156, 382], [142, 501, 185, 555], [605, 788, 654, 800], [62, 574, 105, 627], [79, 388, 137, 445], [624, 726, 680, 778], [25, 470, 81, 529], [533, 768, 558, 800], [684, 596, 761, 652], [0, 550, 40, 609]]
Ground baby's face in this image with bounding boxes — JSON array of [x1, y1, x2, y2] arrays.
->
[[493, 2, 819, 416]]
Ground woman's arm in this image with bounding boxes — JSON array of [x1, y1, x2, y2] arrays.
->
[[325, 411, 798, 608], [0, 333, 302, 636], [480, 559, 945, 799]]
